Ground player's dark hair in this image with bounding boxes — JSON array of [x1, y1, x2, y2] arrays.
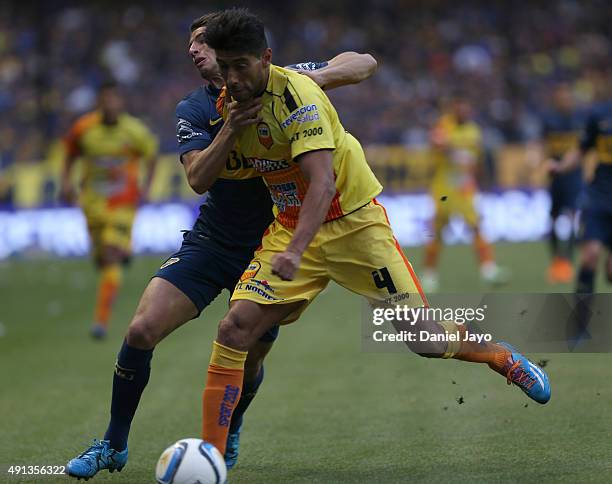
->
[[99, 79, 118, 92], [190, 12, 222, 32], [204, 8, 268, 56]]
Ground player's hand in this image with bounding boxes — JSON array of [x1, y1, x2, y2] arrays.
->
[[271, 250, 302, 281], [225, 98, 262, 135]]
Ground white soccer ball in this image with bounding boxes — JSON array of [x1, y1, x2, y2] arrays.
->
[[155, 438, 227, 484]]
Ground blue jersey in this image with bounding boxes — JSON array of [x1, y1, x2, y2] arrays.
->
[[176, 85, 273, 248], [540, 109, 583, 161], [579, 102, 612, 211]]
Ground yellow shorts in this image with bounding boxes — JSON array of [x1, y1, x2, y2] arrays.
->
[[231, 200, 427, 323], [431, 187, 479, 232], [81, 195, 136, 260]]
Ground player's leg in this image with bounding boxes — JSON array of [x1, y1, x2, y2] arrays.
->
[[575, 206, 607, 294], [548, 174, 579, 283], [90, 207, 135, 338], [202, 220, 328, 455], [422, 197, 448, 292], [330, 200, 549, 403], [460, 194, 509, 285], [67, 237, 225, 479], [225, 328, 278, 469], [202, 300, 304, 455], [90, 245, 128, 339], [66, 277, 199, 479]]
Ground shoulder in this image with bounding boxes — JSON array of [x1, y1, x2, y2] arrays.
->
[[176, 87, 215, 123], [119, 113, 149, 131], [270, 65, 324, 104], [69, 111, 100, 135]]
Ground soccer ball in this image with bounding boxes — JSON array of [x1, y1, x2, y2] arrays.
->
[[155, 438, 227, 484]]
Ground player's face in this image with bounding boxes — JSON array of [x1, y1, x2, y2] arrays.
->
[[189, 27, 219, 79], [453, 100, 472, 123], [553, 85, 573, 113], [98, 88, 123, 121], [215, 48, 272, 102]]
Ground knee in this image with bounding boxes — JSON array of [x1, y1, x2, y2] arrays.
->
[[126, 313, 161, 350], [217, 312, 255, 351]]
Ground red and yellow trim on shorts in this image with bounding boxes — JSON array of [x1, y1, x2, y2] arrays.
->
[[372, 198, 429, 307]]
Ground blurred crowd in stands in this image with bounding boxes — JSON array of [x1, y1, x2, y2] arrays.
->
[[0, 0, 610, 170]]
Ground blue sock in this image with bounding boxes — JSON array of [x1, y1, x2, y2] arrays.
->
[[104, 340, 153, 451], [576, 266, 595, 294], [229, 366, 264, 433]]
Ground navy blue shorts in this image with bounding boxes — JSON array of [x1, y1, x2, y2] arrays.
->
[[580, 207, 612, 248], [154, 231, 280, 342], [549, 169, 582, 217]]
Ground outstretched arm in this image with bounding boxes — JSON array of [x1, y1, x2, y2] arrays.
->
[[288, 52, 377, 90]]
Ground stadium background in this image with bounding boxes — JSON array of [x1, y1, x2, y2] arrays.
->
[[1, 1, 612, 483], [1, 0, 611, 257]]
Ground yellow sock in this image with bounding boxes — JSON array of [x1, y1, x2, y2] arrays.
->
[[202, 341, 247, 455]]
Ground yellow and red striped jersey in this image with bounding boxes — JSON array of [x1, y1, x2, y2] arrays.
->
[[64, 111, 158, 207], [219, 65, 381, 228]]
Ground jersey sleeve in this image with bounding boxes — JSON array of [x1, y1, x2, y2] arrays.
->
[[175, 98, 214, 160], [284, 61, 328, 71], [579, 111, 600, 152], [63, 119, 85, 158], [280, 80, 336, 160]]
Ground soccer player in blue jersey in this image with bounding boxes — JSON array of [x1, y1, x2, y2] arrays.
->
[[65, 12, 377, 479], [537, 82, 584, 283], [550, 99, 612, 294]]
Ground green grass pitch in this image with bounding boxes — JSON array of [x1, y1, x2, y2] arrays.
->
[[1, 242, 611, 483]]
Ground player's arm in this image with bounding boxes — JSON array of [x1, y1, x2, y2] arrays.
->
[[140, 155, 158, 203], [60, 124, 81, 204], [272, 149, 336, 281], [287, 52, 377, 91], [182, 98, 262, 194], [135, 126, 160, 203]]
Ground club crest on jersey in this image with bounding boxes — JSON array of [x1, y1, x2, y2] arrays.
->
[[257, 122, 273, 149], [240, 260, 261, 282], [160, 257, 180, 269]]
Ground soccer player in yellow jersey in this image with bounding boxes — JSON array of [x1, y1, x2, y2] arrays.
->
[[422, 95, 509, 291], [60, 81, 158, 339], [199, 8, 550, 458]]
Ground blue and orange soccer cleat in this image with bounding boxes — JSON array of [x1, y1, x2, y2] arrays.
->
[[66, 439, 128, 480], [224, 425, 242, 470], [498, 342, 551, 404]]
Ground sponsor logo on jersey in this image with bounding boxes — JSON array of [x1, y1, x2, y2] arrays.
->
[[160, 257, 180, 269], [257, 122, 273, 149], [280, 104, 319, 129], [209, 116, 223, 126], [176, 118, 203, 142], [240, 260, 261, 282], [249, 158, 290, 173]]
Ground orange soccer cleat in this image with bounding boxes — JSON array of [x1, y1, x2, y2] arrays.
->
[[547, 256, 574, 284]]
